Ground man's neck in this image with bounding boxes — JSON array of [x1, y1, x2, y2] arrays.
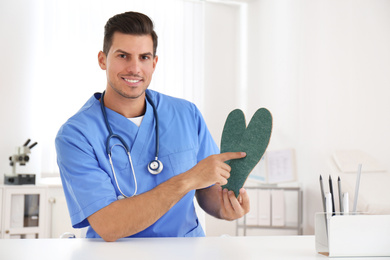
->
[[103, 89, 146, 118]]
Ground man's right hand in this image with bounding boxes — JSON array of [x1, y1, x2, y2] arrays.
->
[[184, 152, 246, 190]]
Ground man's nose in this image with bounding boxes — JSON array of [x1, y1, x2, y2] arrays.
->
[[126, 58, 140, 74]]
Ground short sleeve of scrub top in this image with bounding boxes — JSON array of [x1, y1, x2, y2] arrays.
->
[[55, 90, 219, 238]]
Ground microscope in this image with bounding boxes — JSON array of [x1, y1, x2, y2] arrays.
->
[[4, 139, 38, 185]]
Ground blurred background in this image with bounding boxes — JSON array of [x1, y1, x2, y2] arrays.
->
[[1, 0, 389, 238]]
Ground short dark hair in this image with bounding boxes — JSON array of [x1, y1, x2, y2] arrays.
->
[[103, 11, 158, 56]]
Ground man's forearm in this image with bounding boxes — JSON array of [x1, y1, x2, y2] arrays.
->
[[88, 172, 192, 241], [196, 185, 223, 219]]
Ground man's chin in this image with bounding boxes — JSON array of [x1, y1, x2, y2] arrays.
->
[[111, 86, 146, 100]]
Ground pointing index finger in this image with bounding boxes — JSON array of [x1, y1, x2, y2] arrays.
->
[[218, 152, 246, 162]]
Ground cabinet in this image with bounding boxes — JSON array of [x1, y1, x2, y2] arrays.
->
[[46, 185, 83, 238], [236, 186, 302, 236], [0, 184, 82, 239], [0, 186, 47, 239]]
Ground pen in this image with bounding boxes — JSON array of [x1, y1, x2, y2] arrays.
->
[[325, 192, 332, 218], [329, 175, 335, 215], [319, 175, 326, 213], [338, 176, 343, 215], [343, 192, 349, 214], [353, 164, 362, 214], [325, 192, 332, 235]]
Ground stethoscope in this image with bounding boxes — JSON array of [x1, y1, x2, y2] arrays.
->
[[100, 91, 163, 198]]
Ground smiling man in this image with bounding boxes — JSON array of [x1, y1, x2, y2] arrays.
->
[[55, 11, 249, 242], [98, 32, 157, 118]]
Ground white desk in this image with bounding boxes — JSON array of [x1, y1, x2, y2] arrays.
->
[[0, 236, 388, 260]]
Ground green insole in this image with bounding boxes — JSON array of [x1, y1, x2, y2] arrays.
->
[[221, 108, 273, 197]]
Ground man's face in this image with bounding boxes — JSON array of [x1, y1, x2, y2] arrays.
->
[[98, 32, 158, 100]]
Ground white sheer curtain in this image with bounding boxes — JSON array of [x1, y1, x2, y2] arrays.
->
[[30, 0, 205, 175]]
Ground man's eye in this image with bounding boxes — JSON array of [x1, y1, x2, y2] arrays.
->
[[141, 55, 150, 60], [119, 54, 126, 58]]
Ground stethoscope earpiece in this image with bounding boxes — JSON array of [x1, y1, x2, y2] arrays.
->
[[148, 159, 163, 175]]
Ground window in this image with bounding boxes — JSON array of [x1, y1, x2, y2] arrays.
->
[[30, 0, 205, 175]]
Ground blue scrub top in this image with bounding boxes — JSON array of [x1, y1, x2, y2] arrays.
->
[[55, 90, 219, 238]]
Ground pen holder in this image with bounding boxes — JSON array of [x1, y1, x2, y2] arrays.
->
[[315, 213, 390, 257]]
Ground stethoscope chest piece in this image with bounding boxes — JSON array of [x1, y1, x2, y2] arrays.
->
[[148, 159, 163, 175]]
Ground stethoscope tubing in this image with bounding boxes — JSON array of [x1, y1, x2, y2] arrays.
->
[[100, 91, 160, 198], [145, 92, 160, 160], [109, 146, 138, 198]]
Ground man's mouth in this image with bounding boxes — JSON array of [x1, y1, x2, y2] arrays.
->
[[123, 78, 142, 83]]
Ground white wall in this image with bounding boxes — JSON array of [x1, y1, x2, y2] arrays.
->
[[203, 0, 390, 235], [0, 0, 40, 175]]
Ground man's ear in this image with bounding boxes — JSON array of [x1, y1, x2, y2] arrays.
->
[[98, 51, 107, 70], [152, 55, 158, 71]]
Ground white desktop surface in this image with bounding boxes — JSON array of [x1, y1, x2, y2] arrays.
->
[[0, 236, 389, 260]]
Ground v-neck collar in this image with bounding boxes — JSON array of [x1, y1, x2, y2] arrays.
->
[[95, 92, 156, 166], [130, 97, 155, 165]]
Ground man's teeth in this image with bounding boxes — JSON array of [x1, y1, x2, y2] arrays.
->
[[124, 78, 140, 83]]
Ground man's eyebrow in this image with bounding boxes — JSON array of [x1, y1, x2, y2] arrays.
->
[[114, 49, 153, 57], [114, 49, 130, 55], [140, 52, 153, 56]]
